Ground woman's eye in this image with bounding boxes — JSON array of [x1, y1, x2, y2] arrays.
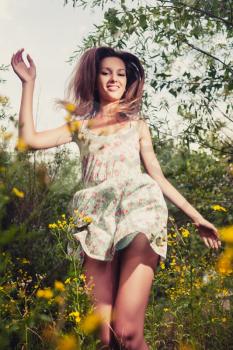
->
[[101, 72, 126, 76]]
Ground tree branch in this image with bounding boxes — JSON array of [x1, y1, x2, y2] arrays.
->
[[183, 39, 233, 74], [159, 0, 233, 27]]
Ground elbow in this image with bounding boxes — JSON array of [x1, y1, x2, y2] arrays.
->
[[18, 134, 38, 150]]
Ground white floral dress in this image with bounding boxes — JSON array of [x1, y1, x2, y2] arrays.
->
[[67, 117, 168, 266]]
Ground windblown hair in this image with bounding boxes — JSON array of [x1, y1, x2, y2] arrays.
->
[[57, 46, 145, 120]]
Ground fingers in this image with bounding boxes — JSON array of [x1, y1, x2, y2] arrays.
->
[[11, 48, 24, 66], [202, 236, 210, 248], [202, 235, 221, 250], [16, 48, 24, 63], [27, 53, 35, 67]]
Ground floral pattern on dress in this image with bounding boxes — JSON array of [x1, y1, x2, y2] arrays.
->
[[67, 120, 168, 267]]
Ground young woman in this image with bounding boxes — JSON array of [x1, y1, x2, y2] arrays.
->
[[11, 47, 221, 350]]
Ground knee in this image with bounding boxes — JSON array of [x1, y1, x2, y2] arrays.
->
[[98, 323, 111, 348], [112, 320, 143, 350]]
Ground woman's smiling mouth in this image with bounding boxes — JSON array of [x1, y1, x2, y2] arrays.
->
[[107, 85, 120, 91]]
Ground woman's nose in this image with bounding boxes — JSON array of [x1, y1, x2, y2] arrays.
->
[[109, 73, 118, 82]]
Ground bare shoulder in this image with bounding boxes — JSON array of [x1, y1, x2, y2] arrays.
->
[[136, 117, 152, 142]]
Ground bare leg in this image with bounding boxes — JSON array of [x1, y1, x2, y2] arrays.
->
[[111, 233, 160, 350], [82, 251, 121, 349]]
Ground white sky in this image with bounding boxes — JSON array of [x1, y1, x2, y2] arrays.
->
[[0, 0, 102, 153]]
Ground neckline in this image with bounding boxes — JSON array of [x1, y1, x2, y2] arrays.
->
[[83, 120, 138, 138]]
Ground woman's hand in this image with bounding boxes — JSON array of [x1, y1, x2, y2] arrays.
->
[[192, 217, 222, 250], [11, 48, 36, 83]]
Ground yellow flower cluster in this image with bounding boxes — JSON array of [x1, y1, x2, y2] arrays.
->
[[180, 228, 190, 238], [79, 274, 86, 282], [73, 209, 93, 224], [211, 204, 227, 212], [160, 261, 166, 270], [15, 137, 29, 152], [12, 187, 25, 198], [216, 225, 233, 275], [56, 333, 79, 350], [68, 120, 81, 133], [54, 280, 65, 292], [36, 288, 53, 299], [63, 102, 81, 134], [79, 310, 103, 334], [65, 103, 77, 113], [69, 311, 81, 324], [48, 211, 93, 230], [218, 225, 233, 243], [216, 248, 233, 275]]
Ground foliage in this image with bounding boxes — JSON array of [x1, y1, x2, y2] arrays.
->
[[0, 125, 233, 348], [64, 0, 233, 159]]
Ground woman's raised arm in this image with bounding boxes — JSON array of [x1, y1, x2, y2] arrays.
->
[[11, 48, 77, 150]]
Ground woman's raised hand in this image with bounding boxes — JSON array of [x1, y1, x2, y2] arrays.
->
[[11, 48, 36, 83]]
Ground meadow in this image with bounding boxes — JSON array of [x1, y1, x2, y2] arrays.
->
[[0, 123, 232, 350]]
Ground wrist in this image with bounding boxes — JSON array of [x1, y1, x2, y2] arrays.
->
[[191, 213, 204, 223], [22, 79, 35, 87]]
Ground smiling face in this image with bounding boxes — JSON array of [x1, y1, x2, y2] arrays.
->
[[96, 56, 127, 104]]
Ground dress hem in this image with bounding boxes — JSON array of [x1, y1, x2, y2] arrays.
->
[[67, 230, 167, 268]]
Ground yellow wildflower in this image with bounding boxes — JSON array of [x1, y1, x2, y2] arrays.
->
[[216, 248, 233, 275], [36, 288, 53, 299], [80, 274, 86, 281], [69, 311, 81, 324], [170, 258, 176, 267], [218, 225, 233, 243], [48, 223, 58, 229], [222, 317, 227, 323], [69, 311, 80, 318], [179, 342, 194, 350], [65, 277, 71, 284], [56, 334, 79, 350], [69, 120, 80, 133], [181, 228, 190, 238], [21, 258, 30, 264], [222, 288, 229, 296], [211, 204, 227, 212], [79, 311, 103, 334], [12, 187, 25, 198], [54, 280, 65, 292], [160, 262, 165, 270], [54, 296, 64, 305], [65, 103, 77, 113], [83, 216, 93, 223], [15, 137, 28, 151]]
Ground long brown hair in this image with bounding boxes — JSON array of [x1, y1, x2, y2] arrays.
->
[[57, 46, 145, 120]]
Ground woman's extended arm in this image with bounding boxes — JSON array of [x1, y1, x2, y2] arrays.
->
[[11, 48, 76, 149], [138, 119, 221, 249]]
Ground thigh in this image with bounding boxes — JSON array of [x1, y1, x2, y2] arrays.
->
[[82, 251, 121, 324], [112, 233, 160, 334]]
